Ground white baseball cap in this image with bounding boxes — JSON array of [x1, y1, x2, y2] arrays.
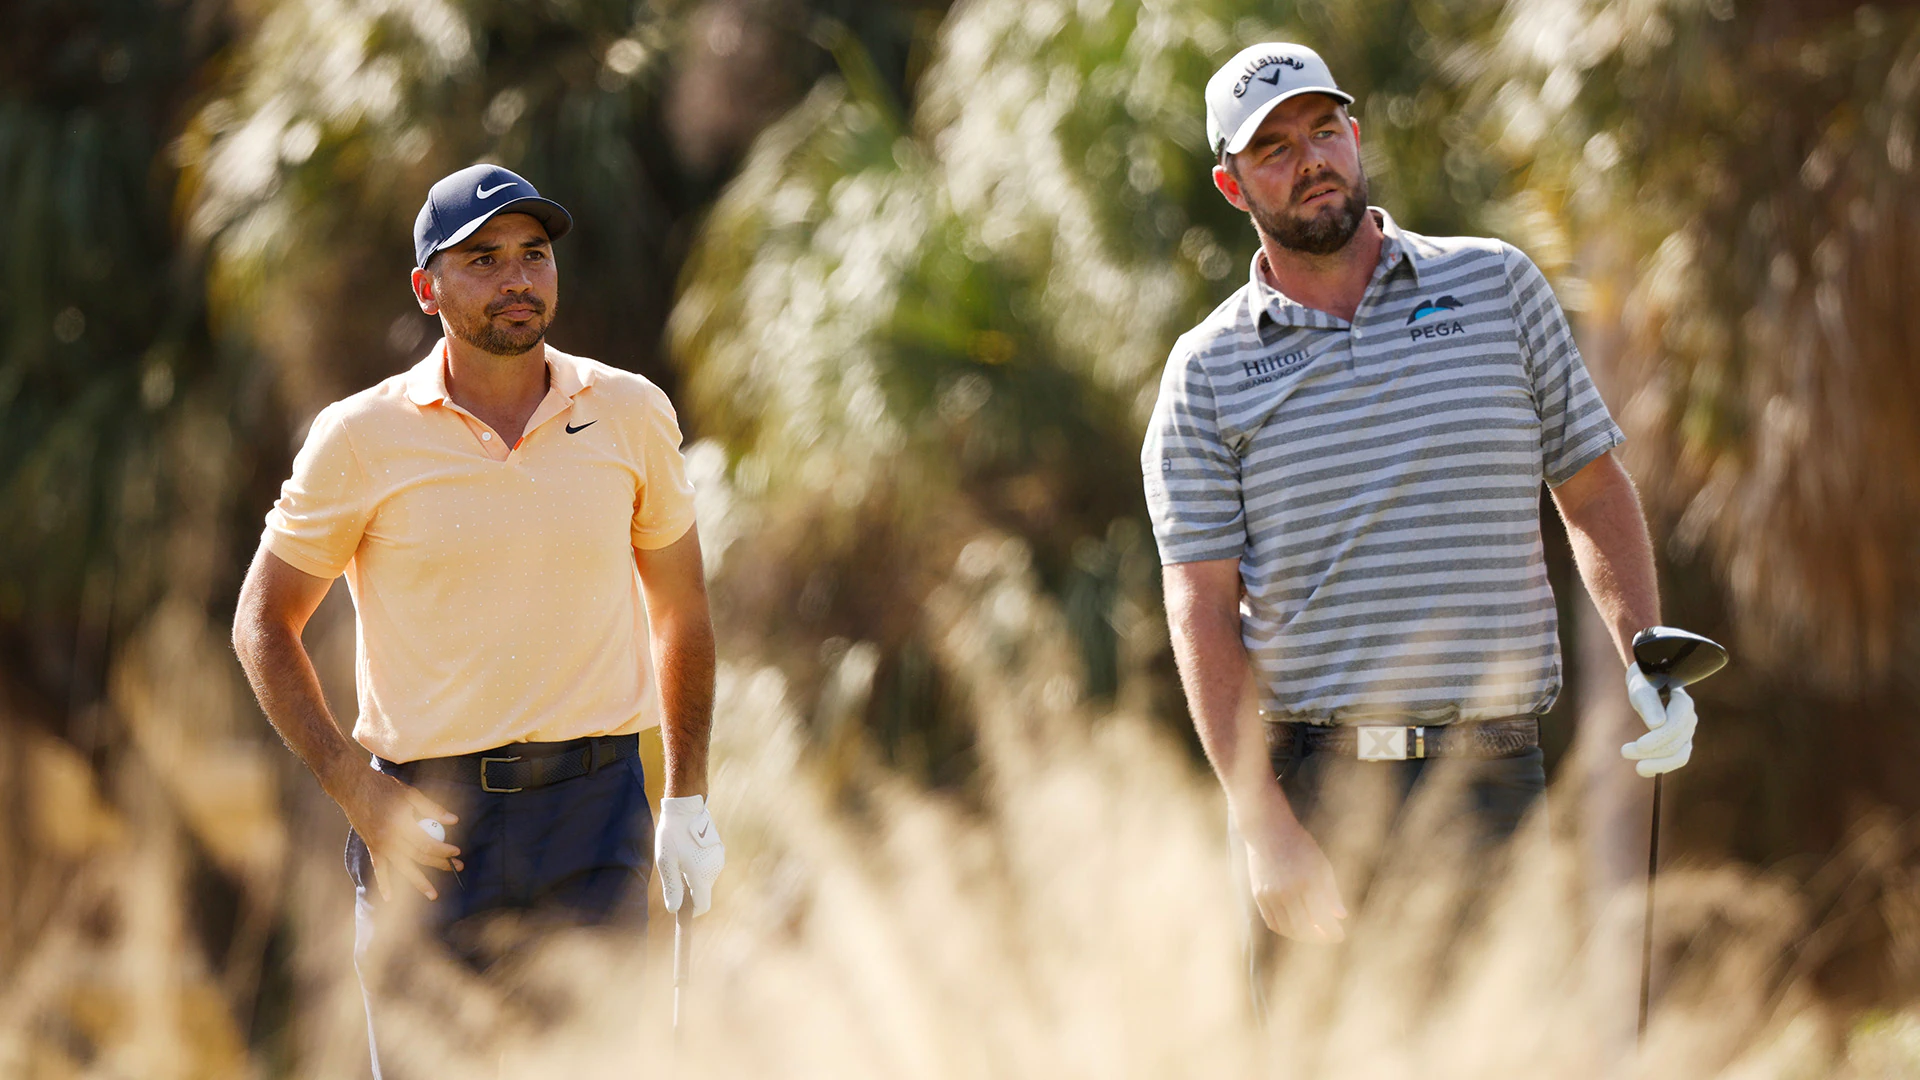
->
[[1205, 43, 1353, 158]]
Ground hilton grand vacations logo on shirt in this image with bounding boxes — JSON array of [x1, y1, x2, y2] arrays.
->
[[1237, 346, 1312, 389]]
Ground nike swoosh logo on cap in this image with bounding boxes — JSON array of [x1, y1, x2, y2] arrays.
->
[[476, 181, 518, 199]]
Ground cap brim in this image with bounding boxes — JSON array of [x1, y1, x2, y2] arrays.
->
[[428, 196, 574, 262], [1222, 87, 1355, 155]]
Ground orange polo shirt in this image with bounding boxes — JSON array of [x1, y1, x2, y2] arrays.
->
[[263, 340, 698, 763]]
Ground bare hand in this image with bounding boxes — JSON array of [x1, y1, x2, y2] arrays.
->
[[1244, 817, 1348, 943], [334, 767, 462, 902]]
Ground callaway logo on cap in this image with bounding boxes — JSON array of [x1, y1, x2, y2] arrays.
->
[[1205, 43, 1354, 158], [413, 163, 574, 270]]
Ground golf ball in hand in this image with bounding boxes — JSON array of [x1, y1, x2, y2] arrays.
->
[[418, 819, 446, 842]]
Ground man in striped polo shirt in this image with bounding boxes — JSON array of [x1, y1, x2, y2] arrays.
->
[[1145, 44, 1702, 981]]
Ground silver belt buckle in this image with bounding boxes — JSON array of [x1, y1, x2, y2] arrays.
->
[[1356, 725, 1425, 761]]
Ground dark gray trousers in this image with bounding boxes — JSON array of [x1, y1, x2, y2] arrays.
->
[[1243, 737, 1548, 1018]]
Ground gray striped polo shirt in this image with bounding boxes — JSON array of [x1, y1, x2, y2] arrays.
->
[[1143, 208, 1623, 724]]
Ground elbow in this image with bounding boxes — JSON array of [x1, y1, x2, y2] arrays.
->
[[230, 592, 252, 657], [231, 607, 263, 670], [1164, 578, 1240, 648], [655, 609, 716, 655], [230, 591, 279, 673], [1553, 452, 1638, 522]]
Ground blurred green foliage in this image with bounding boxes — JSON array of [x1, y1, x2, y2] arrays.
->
[[675, 0, 1920, 836], [671, 0, 1528, 774], [8, 0, 1918, 844], [0, 0, 231, 735]]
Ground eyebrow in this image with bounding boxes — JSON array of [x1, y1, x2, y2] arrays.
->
[[459, 236, 551, 256], [1249, 109, 1345, 151]]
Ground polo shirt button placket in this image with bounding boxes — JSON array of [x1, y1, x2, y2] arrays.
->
[[1351, 320, 1389, 384]]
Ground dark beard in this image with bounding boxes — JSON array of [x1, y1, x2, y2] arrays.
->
[[1249, 172, 1370, 256], [448, 296, 554, 356]]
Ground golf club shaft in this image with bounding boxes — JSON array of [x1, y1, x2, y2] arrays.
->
[[1629, 629, 1726, 1045], [1638, 772, 1662, 1039], [673, 897, 693, 1031]]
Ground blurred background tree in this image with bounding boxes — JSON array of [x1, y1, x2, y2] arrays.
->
[[0, 0, 227, 764], [1476, 0, 1920, 997], [6, 0, 1920, 1070]]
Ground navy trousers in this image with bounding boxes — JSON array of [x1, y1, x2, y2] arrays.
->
[[347, 749, 654, 1077]]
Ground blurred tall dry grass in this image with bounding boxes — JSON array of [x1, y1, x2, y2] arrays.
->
[[15, 528, 1920, 1077]]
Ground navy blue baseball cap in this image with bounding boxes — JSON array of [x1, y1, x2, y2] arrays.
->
[[413, 163, 573, 270]]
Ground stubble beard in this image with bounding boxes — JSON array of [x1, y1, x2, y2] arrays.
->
[[446, 297, 555, 356], [1249, 170, 1371, 257]]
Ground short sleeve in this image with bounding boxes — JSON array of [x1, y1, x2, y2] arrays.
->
[[631, 384, 698, 550], [1506, 246, 1626, 486], [263, 404, 374, 579], [1142, 347, 1245, 565]]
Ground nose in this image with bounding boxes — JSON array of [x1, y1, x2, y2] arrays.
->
[[1293, 149, 1338, 199], [1297, 140, 1331, 177]]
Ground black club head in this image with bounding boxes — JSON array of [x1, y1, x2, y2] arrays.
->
[[1631, 626, 1729, 693]]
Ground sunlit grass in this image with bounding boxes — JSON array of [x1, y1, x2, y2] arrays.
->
[[6, 549, 1915, 1078]]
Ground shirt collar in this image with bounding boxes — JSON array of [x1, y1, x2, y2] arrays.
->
[[1245, 206, 1419, 329], [544, 346, 594, 398], [403, 338, 595, 406], [1375, 207, 1417, 281]]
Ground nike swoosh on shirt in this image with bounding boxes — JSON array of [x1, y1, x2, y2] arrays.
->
[[476, 181, 518, 199], [566, 420, 596, 434]]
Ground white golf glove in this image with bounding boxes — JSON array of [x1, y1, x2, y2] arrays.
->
[[1621, 665, 1698, 776], [656, 795, 725, 916]]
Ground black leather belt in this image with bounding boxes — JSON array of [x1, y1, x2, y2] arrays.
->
[[378, 733, 639, 793], [1265, 715, 1540, 761]]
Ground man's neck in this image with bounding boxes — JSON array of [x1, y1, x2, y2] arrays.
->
[[443, 336, 549, 445], [1255, 210, 1385, 324]]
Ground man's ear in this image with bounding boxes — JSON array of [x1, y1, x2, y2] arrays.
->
[[410, 266, 440, 315], [1213, 162, 1250, 213]]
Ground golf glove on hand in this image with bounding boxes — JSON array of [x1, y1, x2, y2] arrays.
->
[[656, 795, 725, 916], [1621, 664, 1697, 776]]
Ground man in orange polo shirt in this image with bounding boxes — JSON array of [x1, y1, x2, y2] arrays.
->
[[232, 164, 722, 1072]]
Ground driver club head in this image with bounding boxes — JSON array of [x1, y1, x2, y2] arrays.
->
[[1631, 626, 1729, 694]]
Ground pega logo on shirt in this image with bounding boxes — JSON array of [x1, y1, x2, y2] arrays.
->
[[1406, 295, 1467, 342], [1233, 55, 1305, 98], [1405, 295, 1462, 324]]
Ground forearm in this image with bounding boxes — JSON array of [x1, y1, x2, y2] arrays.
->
[[233, 621, 363, 798], [1566, 522, 1659, 661], [1554, 456, 1661, 663], [652, 610, 716, 798], [1165, 579, 1296, 832]]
